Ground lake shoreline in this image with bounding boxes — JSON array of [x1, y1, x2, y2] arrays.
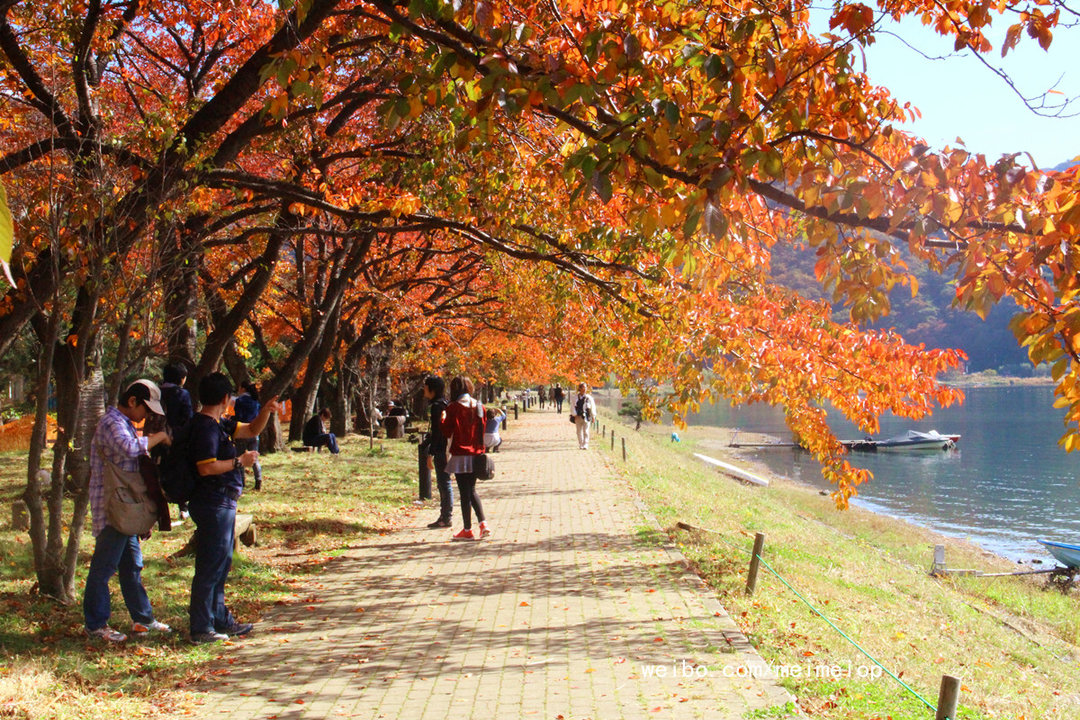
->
[[594, 387, 1064, 567]]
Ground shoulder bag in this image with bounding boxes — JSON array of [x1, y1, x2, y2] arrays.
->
[[101, 448, 159, 536], [473, 402, 495, 480]]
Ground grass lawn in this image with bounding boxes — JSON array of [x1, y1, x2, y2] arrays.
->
[[0, 434, 418, 719], [595, 408, 1080, 720]]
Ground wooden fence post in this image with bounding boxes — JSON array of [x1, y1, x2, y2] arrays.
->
[[621, 437, 626, 461], [935, 675, 961, 720], [746, 532, 766, 595]]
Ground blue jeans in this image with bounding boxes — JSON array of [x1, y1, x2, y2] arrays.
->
[[434, 452, 453, 521], [188, 503, 237, 634], [83, 525, 154, 630], [311, 433, 339, 454]]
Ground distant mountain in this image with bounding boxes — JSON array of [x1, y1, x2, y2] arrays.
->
[[1052, 157, 1079, 172], [770, 243, 1032, 375]]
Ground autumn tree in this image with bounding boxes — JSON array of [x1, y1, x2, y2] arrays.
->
[[3, 0, 1080, 608]]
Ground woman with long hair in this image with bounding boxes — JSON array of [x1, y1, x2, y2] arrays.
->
[[440, 376, 490, 541]]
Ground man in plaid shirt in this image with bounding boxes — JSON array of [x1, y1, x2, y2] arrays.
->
[[83, 380, 172, 643]]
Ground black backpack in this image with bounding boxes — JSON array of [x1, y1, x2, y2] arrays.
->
[[159, 422, 197, 505], [575, 395, 591, 421]]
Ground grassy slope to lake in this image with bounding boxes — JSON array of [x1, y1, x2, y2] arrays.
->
[[596, 406, 1080, 720], [0, 436, 416, 720]]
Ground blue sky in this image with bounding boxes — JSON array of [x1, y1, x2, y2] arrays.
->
[[829, 14, 1080, 168]]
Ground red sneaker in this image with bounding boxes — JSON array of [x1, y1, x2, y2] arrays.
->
[[478, 522, 491, 538], [452, 528, 477, 541]]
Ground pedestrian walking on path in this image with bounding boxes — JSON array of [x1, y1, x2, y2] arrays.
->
[[441, 375, 490, 541], [571, 382, 596, 449]]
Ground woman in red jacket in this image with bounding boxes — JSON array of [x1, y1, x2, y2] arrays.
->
[[440, 376, 490, 541]]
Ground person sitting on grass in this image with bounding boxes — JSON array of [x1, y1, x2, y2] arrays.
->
[[303, 408, 340, 454], [483, 406, 505, 453]]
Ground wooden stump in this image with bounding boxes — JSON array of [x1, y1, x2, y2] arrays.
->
[[384, 415, 405, 439], [12, 500, 28, 531], [235, 513, 257, 548], [172, 512, 257, 558]]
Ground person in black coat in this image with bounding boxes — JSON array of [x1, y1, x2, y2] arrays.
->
[[160, 362, 194, 518], [421, 376, 452, 528], [232, 382, 263, 490], [302, 408, 340, 454]]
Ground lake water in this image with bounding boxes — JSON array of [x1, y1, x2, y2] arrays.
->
[[619, 386, 1080, 562]]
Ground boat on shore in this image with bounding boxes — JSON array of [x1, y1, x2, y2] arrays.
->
[[843, 429, 960, 452], [1039, 539, 1080, 569]]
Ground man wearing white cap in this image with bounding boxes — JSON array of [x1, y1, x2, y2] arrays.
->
[[83, 379, 173, 643]]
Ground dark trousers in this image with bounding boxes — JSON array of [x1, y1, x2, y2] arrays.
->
[[555, 397, 563, 413], [310, 432, 339, 454], [434, 453, 453, 521], [455, 473, 485, 529], [188, 503, 238, 635]]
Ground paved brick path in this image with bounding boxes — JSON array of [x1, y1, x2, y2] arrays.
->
[[191, 409, 791, 719]]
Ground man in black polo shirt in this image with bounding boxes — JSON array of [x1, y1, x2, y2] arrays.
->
[[188, 372, 278, 644]]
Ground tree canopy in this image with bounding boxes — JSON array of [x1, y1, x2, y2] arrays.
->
[[2, 0, 1080, 562]]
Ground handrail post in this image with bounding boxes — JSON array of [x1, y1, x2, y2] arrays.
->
[[746, 533, 766, 595], [935, 675, 960, 720]]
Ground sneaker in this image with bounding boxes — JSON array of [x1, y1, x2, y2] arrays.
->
[[451, 528, 477, 541], [219, 621, 253, 637], [86, 626, 127, 643], [427, 518, 451, 529], [478, 522, 491, 538], [131, 620, 172, 636], [191, 631, 228, 644]]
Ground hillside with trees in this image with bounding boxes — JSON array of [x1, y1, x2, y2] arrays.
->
[[771, 241, 1032, 375]]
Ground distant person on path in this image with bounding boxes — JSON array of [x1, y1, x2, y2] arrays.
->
[[553, 384, 565, 414], [571, 383, 596, 450], [83, 379, 173, 643], [422, 376, 453, 529], [484, 406, 506, 453], [161, 363, 194, 519], [188, 372, 278, 644], [232, 381, 262, 490], [538, 385, 547, 409], [441, 376, 490, 541], [303, 408, 340, 454]]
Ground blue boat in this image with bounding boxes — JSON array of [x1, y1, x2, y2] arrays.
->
[[1038, 540, 1080, 569]]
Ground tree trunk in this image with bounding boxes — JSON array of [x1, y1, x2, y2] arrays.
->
[[223, 340, 250, 388], [61, 366, 103, 597], [260, 411, 285, 454], [31, 282, 101, 603], [163, 224, 202, 369], [288, 303, 341, 441], [23, 310, 59, 584], [329, 356, 351, 437]]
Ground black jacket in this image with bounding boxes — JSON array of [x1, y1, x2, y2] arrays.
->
[[424, 398, 448, 455], [302, 415, 325, 446]]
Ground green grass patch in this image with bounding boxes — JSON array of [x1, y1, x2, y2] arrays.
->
[[595, 406, 1080, 720], [0, 434, 417, 718]]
